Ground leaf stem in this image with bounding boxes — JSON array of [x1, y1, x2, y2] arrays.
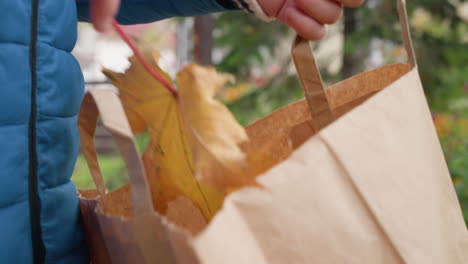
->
[[112, 19, 179, 98]]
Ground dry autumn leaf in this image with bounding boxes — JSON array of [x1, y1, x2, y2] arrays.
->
[[176, 65, 251, 186], [102, 50, 282, 220], [103, 52, 225, 220], [177, 65, 286, 190]]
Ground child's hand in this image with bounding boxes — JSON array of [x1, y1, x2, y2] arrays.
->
[[258, 0, 365, 40], [88, 0, 364, 39], [90, 0, 120, 32]]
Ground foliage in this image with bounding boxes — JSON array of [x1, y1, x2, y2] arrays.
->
[[72, 154, 126, 191], [72, 133, 150, 191], [227, 76, 304, 125], [434, 110, 468, 223], [347, 0, 468, 111], [214, 12, 289, 78]]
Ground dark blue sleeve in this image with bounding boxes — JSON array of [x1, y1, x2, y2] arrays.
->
[[76, 0, 239, 24]]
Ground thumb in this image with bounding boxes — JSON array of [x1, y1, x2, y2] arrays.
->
[[90, 0, 120, 32]]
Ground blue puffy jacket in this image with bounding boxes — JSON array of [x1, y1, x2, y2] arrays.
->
[[0, 1, 237, 263]]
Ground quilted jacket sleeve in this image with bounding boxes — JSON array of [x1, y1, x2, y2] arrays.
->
[[76, 0, 239, 24]]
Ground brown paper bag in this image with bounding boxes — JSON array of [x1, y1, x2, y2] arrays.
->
[[78, 0, 468, 262]]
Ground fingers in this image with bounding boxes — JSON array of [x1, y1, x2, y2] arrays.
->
[[335, 0, 365, 8], [281, 7, 326, 40], [90, 0, 120, 32], [278, 0, 365, 40], [296, 0, 343, 25]]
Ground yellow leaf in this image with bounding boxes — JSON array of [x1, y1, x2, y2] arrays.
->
[[103, 52, 224, 220], [177, 64, 251, 188], [102, 50, 283, 221], [176, 65, 284, 191]]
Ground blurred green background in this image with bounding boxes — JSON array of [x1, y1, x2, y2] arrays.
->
[[73, 0, 468, 224]]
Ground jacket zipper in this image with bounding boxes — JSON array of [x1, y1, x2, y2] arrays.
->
[[28, 0, 45, 263]]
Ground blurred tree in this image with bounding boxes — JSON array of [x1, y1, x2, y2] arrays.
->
[[213, 0, 467, 112], [213, 12, 302, 124], [214, 12, 290, 77], [342, 0, 467, 112], [194, 15, 214, 65], [342, 7, 360, 78]]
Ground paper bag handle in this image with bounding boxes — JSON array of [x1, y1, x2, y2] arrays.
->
[[292, 0, 416, 130], [398, 0, 416, 68], [291, 37, 334, 131], [78, 89, 154, 216]]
